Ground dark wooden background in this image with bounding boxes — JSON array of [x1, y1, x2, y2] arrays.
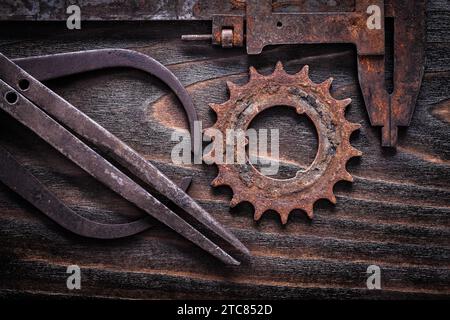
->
[[0, 2, 449, 299]]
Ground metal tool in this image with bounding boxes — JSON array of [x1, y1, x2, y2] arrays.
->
[[0, 49, 249, 264], [182, 0, 427, 147], [205, 62, 362, 223]]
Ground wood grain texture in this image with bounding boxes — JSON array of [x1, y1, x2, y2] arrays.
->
[[0, 0, 358, 21], [0, 2, 449, 299]]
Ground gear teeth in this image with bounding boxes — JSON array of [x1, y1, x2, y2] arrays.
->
[[342, 170, 354, 182], [318, 77, 335, 101], [351, 147, 363, 157], [230, 195, 241, 207], [209, 103, 222, 113], [273, 61, 285, 75], [211, 178, 221, 187], [226, 81, 239, 98], [249, 66, 263, 80], [297, 65, 310, 80], [254, 206, 267, 221], [338, 98, 352, 109], [321, 77, 334, 91], [328, 192, 337, 204], [348, 122, 362, 133], [343, 122, 361, 141], [211, 172, 225, 187], [302, 204, 314, 219], [279, 210, 290, 225]]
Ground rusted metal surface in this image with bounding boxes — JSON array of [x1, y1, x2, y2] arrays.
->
[[0, 0, 357, 21], [205, 63, 362, 224], [185, 0, 384, 54], [245, 0, 385, 55], [0, 145, 161, 239], [182, 0, 427, 147], [12, 49, 202, 156], [212, 14, 245, 47], [358, 0, 427, 146], [0, 136, 192, 239], [0, 1, 427, 144], [0, 49, 249, 264]]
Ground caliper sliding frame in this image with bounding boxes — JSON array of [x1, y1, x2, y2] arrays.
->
[[183, 0, 427, 147]]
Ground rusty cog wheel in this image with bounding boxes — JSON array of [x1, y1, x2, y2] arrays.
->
[[205, 62, 362, 224]]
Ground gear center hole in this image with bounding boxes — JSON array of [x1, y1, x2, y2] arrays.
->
[[247, 105, 318, 180]]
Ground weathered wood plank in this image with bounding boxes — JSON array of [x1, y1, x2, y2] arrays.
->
[[0, 5, 449, 299], [0, 0, 447, 21]]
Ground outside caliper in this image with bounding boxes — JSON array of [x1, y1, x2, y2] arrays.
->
[[183, 0, 427, 147]]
